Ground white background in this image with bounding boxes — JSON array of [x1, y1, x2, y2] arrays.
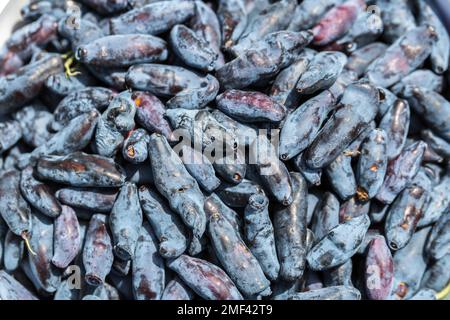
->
[[0, 0, 27, 47], [0, 0, 8, 14]]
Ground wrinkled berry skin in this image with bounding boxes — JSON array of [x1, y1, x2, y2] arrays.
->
[[126, 64, 219, 110], [274, 172, 308, 281], [122, 129, 150, 164], [20, 166, 62, 218], [110, 182, 143, 261], [280, 90, 336, 161], [305, 83, 380, 169], [270, 49, 316, 108], [110, 1, 196, 36], [51, 87, 114, 131], [307, 214, 370, 271], [126, 64, 200, 96], [210, 110, 258, 147], [76, 35, 168, 68], [170, 24, 218, 72], [244, 193, 280, 281], [231, 0, 297, 55], [45, 67, 97, 99], [132, 223, 165, 300], [138, 186, 188, 258], [356, 129, 388, 200], [192, 0, 225, 68], [376, 141, 426, 204], [0, 170, 32, 237], [0, 54, 63, 115], [216, 90, 287, 124], [52, 205, 81, 269], [37, 152, 127, 188], [366, 25, 438, 88], [207, 204, 270, 297], [56, 187, 118, 213], [148, 134, 206, 239], [364, 236, 394, 300], [296, 51, 347, 95], [167, 255, 244, 300], [83, 214, 114, 287], [95, 91, 136, 158], [217, 0, 247, 48], [195, 110, 240, 153], [58, 18, 105, 51], [216, 30, 313, 89]]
